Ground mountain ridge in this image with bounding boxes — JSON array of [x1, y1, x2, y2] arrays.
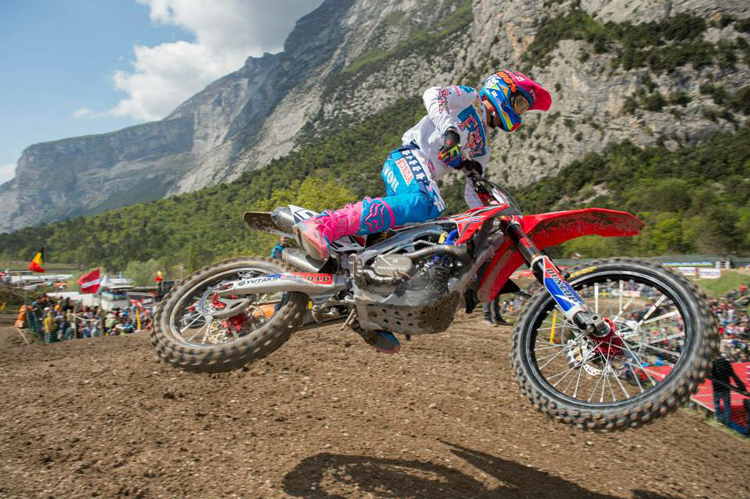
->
[[0, 0, 748, 234]]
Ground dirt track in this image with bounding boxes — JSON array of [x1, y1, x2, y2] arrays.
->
[[1, 312, 748, 499]]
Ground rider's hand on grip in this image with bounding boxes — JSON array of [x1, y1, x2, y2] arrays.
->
[[437, 128, 462, 168], [459, 159, 483, 176]]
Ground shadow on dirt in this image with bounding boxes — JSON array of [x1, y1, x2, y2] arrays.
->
[[282, 441, 677, 499]]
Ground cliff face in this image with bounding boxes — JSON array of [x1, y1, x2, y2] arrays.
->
[[0, 117, 194, 230], [1, 0, 748, 232], [470, 0, 750, 185]]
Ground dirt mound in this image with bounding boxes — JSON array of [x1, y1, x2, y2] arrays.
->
[[0, 313, 747, 498], [0, 284, 31, 309]]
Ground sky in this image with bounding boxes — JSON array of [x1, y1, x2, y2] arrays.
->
[[0, 0, 324, 184]]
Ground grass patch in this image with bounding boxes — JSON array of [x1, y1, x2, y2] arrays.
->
[[0, 260, 79, 271], [0, 284, 38, 308], [695, 270, 750, 298]]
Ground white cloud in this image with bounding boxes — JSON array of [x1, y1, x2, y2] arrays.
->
[[0, 163, 16, 184], [74, 108, 94, 118], [107, 0, 323, 121]]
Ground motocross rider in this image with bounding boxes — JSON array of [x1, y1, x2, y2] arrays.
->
[[293, 69, 551, 352]]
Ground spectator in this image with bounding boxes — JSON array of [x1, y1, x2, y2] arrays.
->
[[60, 313, 72, 341], [483, 294, 509, 326], [66, 309, 76, 337], [42, 307, 57, 344], [15, 293, 151, 343], [105, 310, 117, 336], [81, 322, 92, 339], [270, 237, 289, 259], [711, 354, 747, 425]]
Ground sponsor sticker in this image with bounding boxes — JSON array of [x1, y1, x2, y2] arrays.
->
[[542, 259, 584, 312], [384, 166, 400, 192], [396, 158, 413, 184], [290, 273, 334, 285], [242, 275, 282, 286], [568, 266, 597, 279]]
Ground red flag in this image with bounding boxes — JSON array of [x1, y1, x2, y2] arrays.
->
[[28, 248, 45, 273], [78, 268, 101, 294]]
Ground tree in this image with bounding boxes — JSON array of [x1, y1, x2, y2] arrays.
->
[[123, 259, 162, 286], [649, 216, 684, 254], [695, 206, 742, 254]]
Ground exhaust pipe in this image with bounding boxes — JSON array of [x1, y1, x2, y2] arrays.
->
[[215, 272, 348, 298], [271, 206, 296, 232], [281, 248, 323, 273]]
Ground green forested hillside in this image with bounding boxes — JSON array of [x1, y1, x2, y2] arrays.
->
[[513, 127, 750, 257], [1, 100, 749, 276], [523, 11, 748, 74], [0, 98, 424, 273]]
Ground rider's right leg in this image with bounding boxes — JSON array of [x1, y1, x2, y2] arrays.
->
[[293, 193, 437, 261], [293, 147, 444, 354], [294, 147, 444, 261]]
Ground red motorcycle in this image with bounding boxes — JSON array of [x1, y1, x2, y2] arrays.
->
[[152, 173, 717, 430]]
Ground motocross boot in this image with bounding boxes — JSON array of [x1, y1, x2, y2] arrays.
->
[[292, 202, 364, 261], [357, 329, 401, 354]]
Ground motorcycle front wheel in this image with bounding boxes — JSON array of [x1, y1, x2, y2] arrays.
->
[[151, 257, 309, 372], [511, 258, 718, 431]]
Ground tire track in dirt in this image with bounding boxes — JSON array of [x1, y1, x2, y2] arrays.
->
[[0, 312, 747, 498]]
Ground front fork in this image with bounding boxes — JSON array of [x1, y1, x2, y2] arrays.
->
[[503, 220, 611, 337]]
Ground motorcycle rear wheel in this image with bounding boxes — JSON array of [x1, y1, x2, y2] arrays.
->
[[511, 258, 718, 431], [151, 257, 308, 372]]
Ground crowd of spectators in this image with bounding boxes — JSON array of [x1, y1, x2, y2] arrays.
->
[[708, 285, 750, 436], [24, 294, 151, 344], [712, 285, 750, 362]]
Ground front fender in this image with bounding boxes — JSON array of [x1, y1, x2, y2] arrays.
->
[[477, 208, 644, 302]]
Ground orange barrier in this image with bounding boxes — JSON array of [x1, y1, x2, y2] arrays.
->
[[15, 305, 26, 328]]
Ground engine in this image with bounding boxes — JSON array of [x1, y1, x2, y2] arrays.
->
[[349, 225, 470, 336]]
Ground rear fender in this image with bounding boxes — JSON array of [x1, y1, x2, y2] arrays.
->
[[477, 208, 644, 302]]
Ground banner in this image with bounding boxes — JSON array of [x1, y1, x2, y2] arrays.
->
[[698, 268, 721, 279], [677, 266, 697, 277]]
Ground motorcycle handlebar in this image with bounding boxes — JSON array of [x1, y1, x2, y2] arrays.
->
[[463, 170, 523, 214]]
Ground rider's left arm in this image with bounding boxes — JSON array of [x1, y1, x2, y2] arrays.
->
[[462, 156, 489, 209], [422, 86, 476, 135]]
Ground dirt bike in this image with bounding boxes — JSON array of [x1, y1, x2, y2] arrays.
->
[[151, 172, 717, 431]]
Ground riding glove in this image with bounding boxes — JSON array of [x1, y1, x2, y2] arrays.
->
[[460, 160, 483, 175], [437, 128, 462, 168]]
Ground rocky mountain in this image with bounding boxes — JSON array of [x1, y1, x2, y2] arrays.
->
[[1, 0, 748, 233]]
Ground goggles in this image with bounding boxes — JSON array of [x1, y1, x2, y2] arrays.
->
[[511, 94, 529, 116]]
